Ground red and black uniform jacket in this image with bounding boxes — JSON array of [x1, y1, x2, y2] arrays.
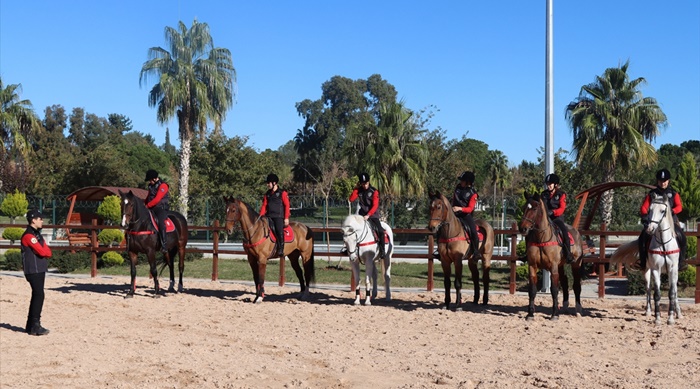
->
[[452, 185, 478, 215], [21, 226, 52, 275], [640, 186, 682, 217], [146, 180, 170, 210], [260, 188, 290, 219], [349, 186, 380, 219], [541, 189, 567, 220]]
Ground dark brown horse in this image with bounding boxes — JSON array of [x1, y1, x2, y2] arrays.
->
[[119, 190, 188, 298], [428, 191, 495, 309], [519, 192, 584, 320], [223, 196, 315, 303]]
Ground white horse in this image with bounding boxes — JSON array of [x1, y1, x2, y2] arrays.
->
[[340, 215, 394, 305], [644, 194, 682, 325]]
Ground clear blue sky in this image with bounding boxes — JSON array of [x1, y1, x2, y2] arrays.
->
[[1, 0, 698, 165]]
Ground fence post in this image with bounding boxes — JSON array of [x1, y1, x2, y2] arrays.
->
[[212, 220, 219, 281], [90, 219, 98, 278], [427, 235, 434, 291], [598, 222, 607, 298], [278, 252, 285, 287], [509, 222, 518, 295]]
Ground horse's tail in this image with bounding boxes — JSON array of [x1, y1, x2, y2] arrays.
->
[[610, 240, 639, 265], [305, 225, 316, 285]]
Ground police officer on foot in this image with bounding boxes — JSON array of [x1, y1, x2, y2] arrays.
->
[[637, 168, 688, 271], [21, 209, 52, 336], [542, 173, 574, 263], [145, 169, 170, 253], [349, 172, 386, 259]]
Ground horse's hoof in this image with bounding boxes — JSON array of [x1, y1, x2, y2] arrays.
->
[[124, 294, 134, 299], [365, 300, 372, 306], [441, 305, 449, 310], [177, 286, 184, 293], [562, 301, 570, 309], [525, 316, 534, 322], [550, 316, 559, 321], [455, 306, 463, 312]]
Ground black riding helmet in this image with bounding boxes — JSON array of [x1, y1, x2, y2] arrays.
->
[[266, 173, 279, 184], [458, 171, 475, 184], [656, 168, 671, 181], [545, 173, 560, 185], [145, 169, 158, 182], [358, 172, 370, 183]]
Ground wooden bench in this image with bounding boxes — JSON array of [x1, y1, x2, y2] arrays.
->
[[66, 212, 101, 246]]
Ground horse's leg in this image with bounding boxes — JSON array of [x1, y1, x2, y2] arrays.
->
[[652, 269, 662, 325], [365, 256, 375, 305], [177, 244, 185, 293], [166, 249, 176, 293], [383, 256, 392, 301], [440, 259, 452, 310], [572, 263, 583, 317], [148, 252, 161, 297], [644, 269, 653, 317], [549, 268, 560, 321], [481, 258, 490, 306], [126, 252, 138, 298], [351, 259, 362, 305], [668, 263, 679, 325], [467, 258, 480, 305], [255, 259, 267, 304], [247, 256, 260, 302], [288, 251, 306, 299], [526, 264, 538, 320], [454, 257, 463, 311]]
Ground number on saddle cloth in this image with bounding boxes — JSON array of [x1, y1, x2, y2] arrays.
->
[[149, 213, 176, 233], [265, 218, 294, 243]]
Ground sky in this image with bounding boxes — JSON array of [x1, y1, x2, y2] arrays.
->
[[1, 0, 699, 166]]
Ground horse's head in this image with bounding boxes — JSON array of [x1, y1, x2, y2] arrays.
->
[[119, 190, 139, 229], [341, 215, 365, 259], [223, 196, 240, 235], [519, 191, 544, 235], [427, 190, 449, 233], [646, 193, 672, 235]]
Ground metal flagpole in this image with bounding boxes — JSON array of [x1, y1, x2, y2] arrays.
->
[[541, 0, 554, 293]]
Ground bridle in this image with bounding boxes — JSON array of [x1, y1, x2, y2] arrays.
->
[[648, 199, 674, 246], [225, 200, 264, 244], [343, 218, 373, 257]]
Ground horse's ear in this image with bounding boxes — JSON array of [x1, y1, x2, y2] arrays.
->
[[223, 195, 230, 202], [128, 190, 133, 195], [118, 189, 124, 197]]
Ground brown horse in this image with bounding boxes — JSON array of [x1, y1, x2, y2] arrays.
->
[[223, 196, 315, 303], [519, 192, 584, 320], [428, 191, 495, 309], [119, 190, 188, 298]]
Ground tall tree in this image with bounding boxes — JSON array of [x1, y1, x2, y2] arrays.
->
[[565, 61, 667, 224], [0, 78, 41, 192], [675, 152, 700, 224], [140, 19, 236, 217], [486, 150, 510, 220]]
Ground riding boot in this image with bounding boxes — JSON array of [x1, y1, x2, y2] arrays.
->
[[340, 247, 349, 255], [378, 241, 386, 260], [636, 238, 648, 271], [563, 242, 574, 264], [277, 241, 285, 257], [160, 232, 168, 254], [28, 319, 49, 336], [432, 249, 440, 261], [677, 230, 688, 272]]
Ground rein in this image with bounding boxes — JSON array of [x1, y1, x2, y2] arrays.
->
[[522, 199, 557, 246], [228, 202, 268, 249]]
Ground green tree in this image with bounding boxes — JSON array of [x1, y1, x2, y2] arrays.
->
[[0, 190, 29, 223], [140, 19, 237, 218], [97, 195, 122, 225], [675, 152, 700, 224], [565, 61, 667, 225], [30, 105, 78, 195], [0, 78, 41, 193]]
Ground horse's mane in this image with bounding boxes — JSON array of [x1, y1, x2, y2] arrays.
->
[[238, 199, 261, 226], [652, 195, 676, 239], [126, 191, 148, 215]]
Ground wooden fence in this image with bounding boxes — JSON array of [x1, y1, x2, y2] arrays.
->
[[1, 220, 698, 303]]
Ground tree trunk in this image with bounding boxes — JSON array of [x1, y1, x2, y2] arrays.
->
[[178, 134, 191, 219], [600, 168, 616, 225]]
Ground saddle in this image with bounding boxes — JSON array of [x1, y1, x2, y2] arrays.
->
[[458, 221, 484, 243], [148, 212, 176, 233], [552, 224, 575, 246], [265, 218, 295, 243]]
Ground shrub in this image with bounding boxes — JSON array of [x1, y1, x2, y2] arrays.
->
[[98, 229, 124, 246], [687, 236, 697, 260], [97, 195, 122, 225], [678, 265, 696, 287], [0, 190, 29, 223], [1, 249, 22, 271], [2, 227, 24, 243], [516, 264, 529, 280], [516, 240, 526, 257], [52, 251, 91, 273], [101, 251, 125, 267]]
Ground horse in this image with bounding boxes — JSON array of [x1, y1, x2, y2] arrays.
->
[[118, 190, 188, 298], [519, 192, 584, 320], [611, 194, 682, 325], [223, 196, 315, 303], [427, 191, 495, 310], [340, 215, 394, 305]]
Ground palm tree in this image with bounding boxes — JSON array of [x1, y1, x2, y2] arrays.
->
[[487, 150, 510, 220], [0, 78, 41, 192], [347, 100, 427, 219], [140, 19, 236, 217], [565, 61, 667, 224]]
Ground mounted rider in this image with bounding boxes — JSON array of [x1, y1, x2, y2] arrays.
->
[[452, 171, 483, 261], [349, 172, 386, 259], [259, 173, 290, 258], [541, 173, 574, 263], [145, 169, 169, 253], [636, 168, 687, 271]]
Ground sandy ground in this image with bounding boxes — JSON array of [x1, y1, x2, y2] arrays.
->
[[1, 272, 699, 389]]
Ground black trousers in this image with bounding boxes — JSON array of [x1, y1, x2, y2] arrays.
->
[[25, 272, 46, 322], [367, 217, 386, 253], [457, 214, 479, 250], [152, 207, 168, 246], [552, 218, 571, 254], [270, 217, 285, 246]]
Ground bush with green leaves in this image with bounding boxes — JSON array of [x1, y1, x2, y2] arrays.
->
[[516, 240, 526, 257], [98, 229, 124, 246], [0, 190, 29, 223], [101, 251, 125, 267], [1, 249, 22, 271], [2, 227, 24, 243], [52, 251, 91, 273], [687, 236, 697, 260], [678, 265, 696, 287], [97, 195, 122, 225], [515, 264, 528, 280]]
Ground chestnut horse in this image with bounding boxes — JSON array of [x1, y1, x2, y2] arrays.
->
[[119, 190, 188, 298], [223, 196, 315, 303], [519, 192, 584, 320], [428, 191, 495, 309]]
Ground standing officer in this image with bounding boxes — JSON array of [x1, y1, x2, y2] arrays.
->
[[21, 209, 52, 336]]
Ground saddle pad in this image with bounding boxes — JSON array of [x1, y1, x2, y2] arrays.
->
[[149, 213, 176, 233], [372, 231, 390, 244], [466, 226, 485, 243], [556, 231, 575, 245], [269, 225, 295, 243]]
